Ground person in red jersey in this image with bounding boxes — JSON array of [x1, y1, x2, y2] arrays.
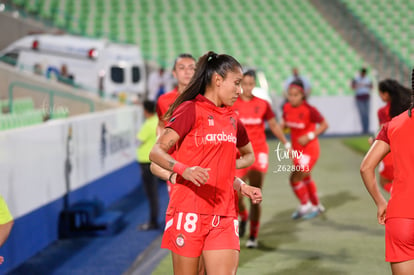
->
[[282, 79, 329, 220], [360, 79, 414, 275], [369, 79, 411, 193], [156, 53, 197, 132], [153, 53, 196, 195], [232, 69, 290, 248], [150, 51, 262, 274]]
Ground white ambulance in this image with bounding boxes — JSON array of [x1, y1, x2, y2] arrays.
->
[[0, 34, 147, 99]]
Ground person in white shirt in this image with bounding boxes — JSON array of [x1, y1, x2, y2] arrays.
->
[[351, 67, 373, 134]]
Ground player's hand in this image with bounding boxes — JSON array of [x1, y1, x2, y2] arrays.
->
[[0, 256, 4, 265], [182, 167, 210, 187], [377, 200, 387, 225], [297, 135, 310, 146], [241, 184, 262, 204]]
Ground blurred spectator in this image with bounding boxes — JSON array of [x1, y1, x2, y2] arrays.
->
[[0, 195, 14, 265], [147, 67, 167, 101], [136, 100, 159, 231], [351, 67, 373, 134], [283, 67, 312, 98]]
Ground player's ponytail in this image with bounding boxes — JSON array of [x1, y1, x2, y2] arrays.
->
[[409, 68, 414, 117], [165, 51, 242, 120]]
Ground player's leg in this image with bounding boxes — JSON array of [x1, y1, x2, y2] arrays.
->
[[390, 260, 414, 275], [172, 253, 200, 275], [246, 170, 264, 248], [302, 173, 324, 219], [290, 170, 311, 219], [203, 249, 239, 275], [237, 172, 249, 238], [203, 216, 240, 274]]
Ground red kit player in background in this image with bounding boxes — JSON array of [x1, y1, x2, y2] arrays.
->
[[150, 51, 262, 274], [232, 69, 290, 248], [360, 75, 414, 275], [154, 53, 196, 194], [369, 79, 411, 193], [282, 79, 328, 220]]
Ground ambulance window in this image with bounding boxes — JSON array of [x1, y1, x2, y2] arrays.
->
[[111, 67, 124, 83], [132, 66, 140, 83], [1, 52, 18, 66]]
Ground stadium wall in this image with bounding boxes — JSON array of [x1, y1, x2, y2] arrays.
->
[[0, 106, 143, 274]]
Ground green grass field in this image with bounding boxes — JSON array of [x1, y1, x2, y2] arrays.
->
[[152, 138, 390, 275]]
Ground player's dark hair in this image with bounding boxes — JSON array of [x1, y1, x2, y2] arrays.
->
[[172, 53, 195, 71], [379, 79, 411, 118], [165, 51, 242, 120], [409, 68, 414, 117], [288, 78, 306, 100], [143, 100, 155, 114], [243, 69, 256, 79]]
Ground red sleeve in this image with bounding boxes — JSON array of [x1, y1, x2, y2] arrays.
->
[[282, 104, 288, 121], [377, 107, 389, 125], [376, 122, 390, 144], [308, 105, 324, 123], [156, 101, 163, 120], [264, 101, 276, 121], [165, 101, 195, 138], [236, 119, 250, 147]]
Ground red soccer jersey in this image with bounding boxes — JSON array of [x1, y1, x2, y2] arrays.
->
[[232, 96, 275, 153], [156, 87, 179, 123], [376, 111, 414, 219], [165, 94, 249, 217], [378, 103, 391, 125], [282, 101, 324, 151]]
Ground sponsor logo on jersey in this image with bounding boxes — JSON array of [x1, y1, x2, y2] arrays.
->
[[285, 121, 306, 129], [240, 117, 262, 125], [194, 131, 237, 146]]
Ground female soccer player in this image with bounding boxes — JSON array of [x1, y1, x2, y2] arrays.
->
[[156, 53, 196, 131], [232, 69, 289, 248], [154, 53, 197, 195], [372, 79, 411, 193], [360, 75, 414, 275], [282, 79, 328, 220], [150, 51, 262, 274]]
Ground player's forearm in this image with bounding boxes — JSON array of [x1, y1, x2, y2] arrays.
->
[[150, 162, 171, 181], [360, 166, 386, 207], [269, 120, 288, 144], [0, 221, 13, 247], [149, 144, 178, 172], [314, 120, 329, 138], [236, 152, 254, 169]]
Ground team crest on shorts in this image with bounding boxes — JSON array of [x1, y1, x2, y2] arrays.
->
[[176, 234, 185, 247]]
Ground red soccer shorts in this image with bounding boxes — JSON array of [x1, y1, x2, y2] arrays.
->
[[379, 154, 394, 182], [161, 210, 240, 257], [385, 218, 414, 262], [235, 151, 268, 178], [292, 152, 319, 172]]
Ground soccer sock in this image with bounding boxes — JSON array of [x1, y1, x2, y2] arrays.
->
[[383, 182, 392, 193], [250, 220, 260, 239], [303, 176, 319, 206], [290, 181, 309, 205], [239, 209, 249, 222]]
